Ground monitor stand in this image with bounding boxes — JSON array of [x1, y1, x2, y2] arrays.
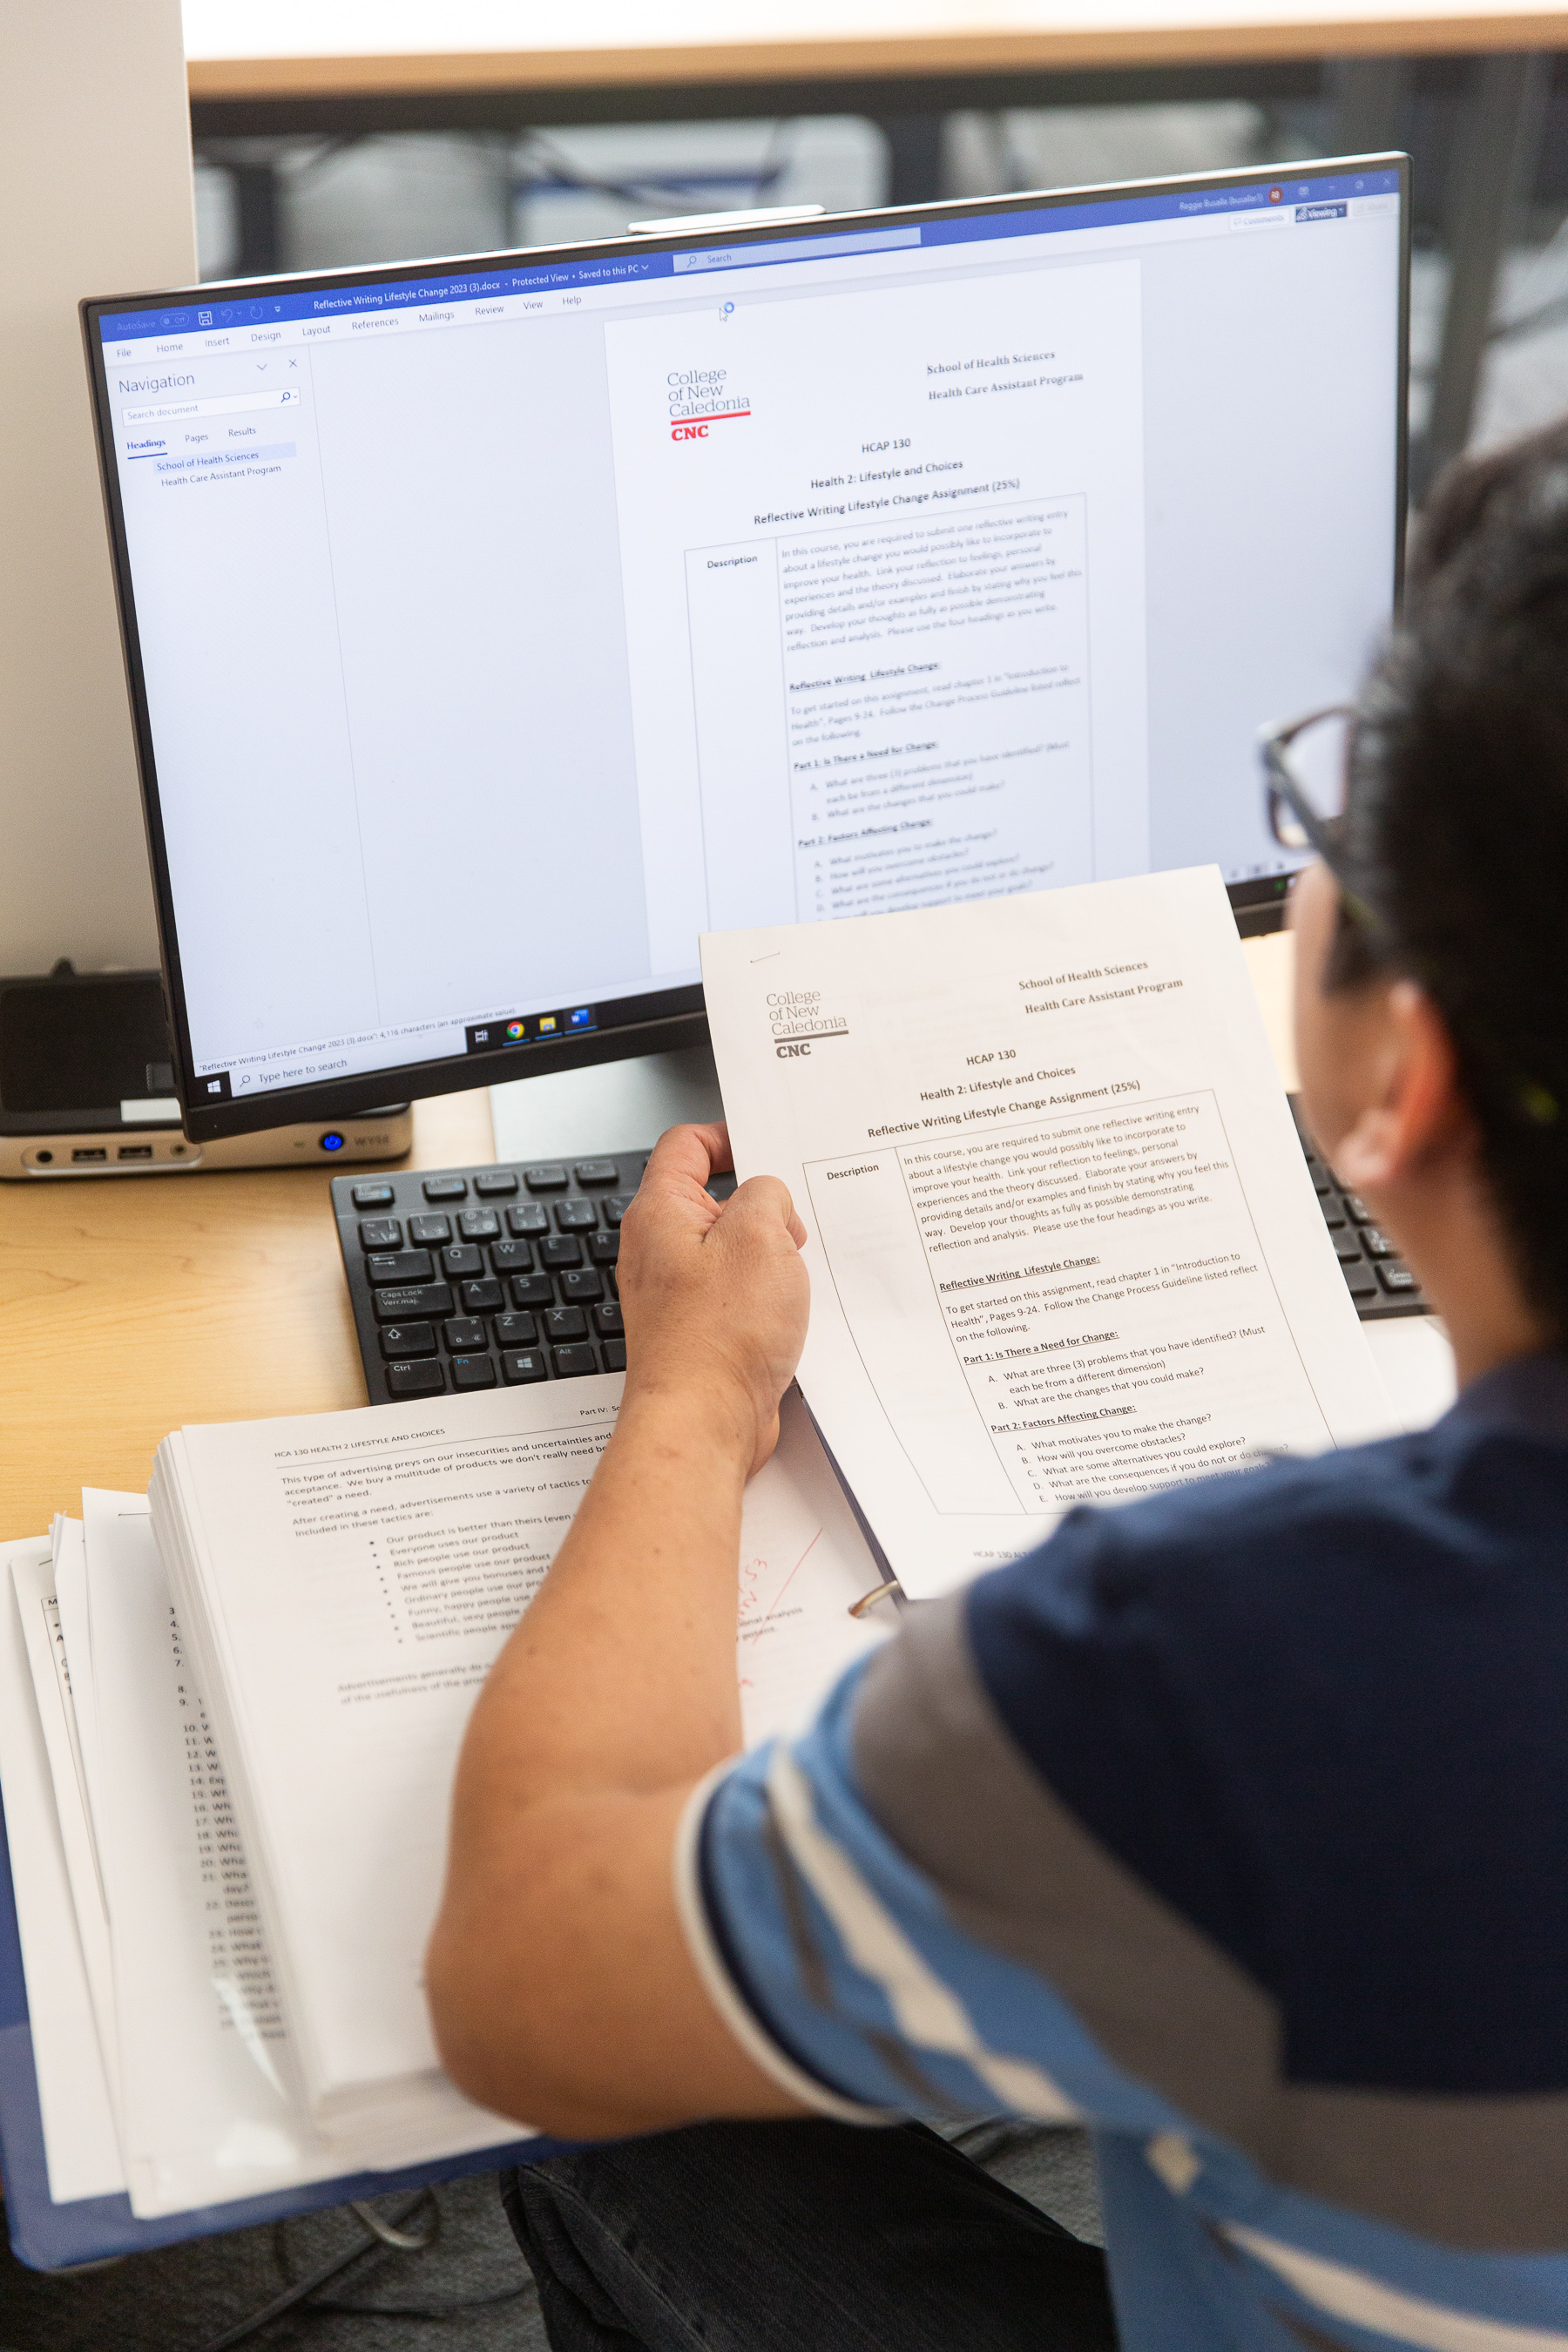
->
[[488, 1042, 723, 1165]]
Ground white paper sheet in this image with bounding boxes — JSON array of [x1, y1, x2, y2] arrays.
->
[[50, 1518, 111, 1879], [735, 1392, 890, 1739], [10, 1547, 122, 2137], [702, 866, 1394, 1596], [0, 1540, 125, 2205], [151, 1377, 885, 2145], [79, 1490, 502, 2219]]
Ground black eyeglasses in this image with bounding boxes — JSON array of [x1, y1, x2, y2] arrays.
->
[[1258, 705, 1560, 1127], [1259, 706, 1393, 950]]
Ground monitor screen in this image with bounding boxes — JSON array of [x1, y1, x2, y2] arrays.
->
[[84, 159, 1407, 1140]]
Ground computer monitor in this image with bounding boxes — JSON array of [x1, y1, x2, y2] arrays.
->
[[83, 156, 1409, 1144]]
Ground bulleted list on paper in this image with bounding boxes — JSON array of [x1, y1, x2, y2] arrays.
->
[[702, 866, 1392, 1597]]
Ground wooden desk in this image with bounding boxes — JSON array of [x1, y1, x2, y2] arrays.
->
[[0, 1090, 494, 1542], [0, 932, 1297, 1544]]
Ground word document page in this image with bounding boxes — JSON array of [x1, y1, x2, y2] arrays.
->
[[605, 260, 1147, 970], [703, 866, 1391, 1597]]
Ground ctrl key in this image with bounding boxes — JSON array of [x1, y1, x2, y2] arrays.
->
[[386, 1358, 444, 1397]]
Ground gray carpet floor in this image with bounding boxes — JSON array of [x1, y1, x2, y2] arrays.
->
[[0, 2127, 1101, 2350]]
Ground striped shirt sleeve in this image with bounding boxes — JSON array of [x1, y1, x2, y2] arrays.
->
[[676, 1592, 1180, 2133]]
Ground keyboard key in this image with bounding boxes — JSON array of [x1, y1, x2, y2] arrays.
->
[[387, 1359, 445, 1397], [510, 1273, 553, 1310], [602, 1337, 627, 1373], [574, 1159, 618, 1186], [451, 1355, 497, 1390], [1346, 1193, 1375, 1225], [423, 1176, 468, 1202], [1332, 1235, 1363, 1263], [555, 1199, 598, 1232], [442, 1242, 484, 1279], [589, 1230, 620, 1266], [366, 1249, 434, 1286], [495, 1311, 539, 1348], [359, 1217, 402, 1250], [443, 1315, 487, 1351], [604, 1193, 636, 1227], [552, 1343, 598, 1378], [1319, 1200, 1347, 1230], [352, 1181, 395, 1207], [607, 1269, 619, 1302], [1362, 1227, 1398, 1258], [409, 1213, 451, 1246], [544, 1306, 588, 1342], [458, 1208, 501, 1240], [379, 1321, 436, 1358], [591, 1300, 624, 1338], [491, 1239, 533, 1274], [502, 1348, 548, 1384], [524, 1164, 568, 1192], [1377, 1260, 1419, 1294], [541, 1235, 583, 1269], [474, 1171, 519, 1197], [373, 1283, 453, 1322], [507, 1203, 550, 1237], [1342, 1260, 1377, 1298], [560, 1268, 605, 1304], [461, 1276, 504, 1313]]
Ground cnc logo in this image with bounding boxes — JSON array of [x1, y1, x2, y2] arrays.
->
[[667, 365, 752, 443], [767, 989, 849, 1058]]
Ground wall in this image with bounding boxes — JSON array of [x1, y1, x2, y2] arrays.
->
[[0, 0, 196, 976]]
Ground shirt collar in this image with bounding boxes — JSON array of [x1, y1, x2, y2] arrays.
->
[[1443, 1350, 1568, 1444]]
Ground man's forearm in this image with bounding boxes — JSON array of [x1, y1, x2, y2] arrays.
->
[[426, 1377, 791, 2132], [455, 1378, 754, 1810], [426, 1134, 814, 2131]]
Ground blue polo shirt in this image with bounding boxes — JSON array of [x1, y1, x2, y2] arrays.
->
[[679, 1353, 1568, 2350]]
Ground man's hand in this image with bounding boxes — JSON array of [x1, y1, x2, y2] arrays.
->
[[617, 1122, 809, 1476]]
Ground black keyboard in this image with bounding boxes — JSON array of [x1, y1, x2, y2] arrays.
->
[[334, 1111, 1429, 1404], [1288, 1098, 1430, 1318], [332, 1152, 736, 1405]]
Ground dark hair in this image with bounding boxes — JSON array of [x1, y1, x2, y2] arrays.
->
[[1336, 418, 1568, 1337]]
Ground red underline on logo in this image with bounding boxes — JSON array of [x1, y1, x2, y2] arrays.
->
[[671, 409, 751, 424]]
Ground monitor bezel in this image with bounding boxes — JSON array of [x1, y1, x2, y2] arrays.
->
[[82, 152, 1410, 1143]]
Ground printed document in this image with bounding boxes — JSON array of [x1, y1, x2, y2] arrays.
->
[[702, 865, 1392, 1597], [151, 1378, 883, 2152]]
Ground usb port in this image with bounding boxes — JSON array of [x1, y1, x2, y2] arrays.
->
[[118, 1144, 153, 1160], [71, 1147, 107, 1162]]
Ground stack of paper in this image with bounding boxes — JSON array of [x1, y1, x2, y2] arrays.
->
[[3, 1380, 886, 2220]]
